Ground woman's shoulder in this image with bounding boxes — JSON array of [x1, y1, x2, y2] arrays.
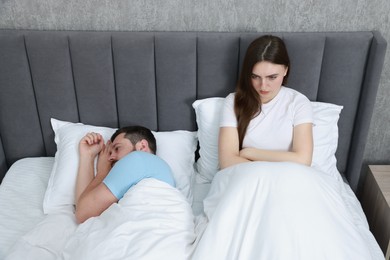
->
[[282, 87, 310, 103], [224, 92, 235, 104], [226, 92, 235, 99]]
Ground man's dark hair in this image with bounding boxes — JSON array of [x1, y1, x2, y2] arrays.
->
[[111, 126, 157, 154]]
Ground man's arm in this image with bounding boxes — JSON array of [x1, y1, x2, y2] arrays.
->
[[75, 182, 117, 224], [75, 133, 117, 224]]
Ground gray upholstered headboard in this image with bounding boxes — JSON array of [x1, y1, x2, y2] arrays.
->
[[0, 30, 386, 193]]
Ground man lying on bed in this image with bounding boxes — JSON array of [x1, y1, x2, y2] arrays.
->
[[75, 126, 175, 223], [6, 125, 194, 259]]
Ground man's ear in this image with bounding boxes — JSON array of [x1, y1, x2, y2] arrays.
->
[[135, 139, 150, 152]]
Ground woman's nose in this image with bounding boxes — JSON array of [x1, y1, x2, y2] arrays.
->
[[255, 77, 264, 87]]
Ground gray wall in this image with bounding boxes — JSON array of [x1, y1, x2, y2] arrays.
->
[[1, 0, 389, 166]]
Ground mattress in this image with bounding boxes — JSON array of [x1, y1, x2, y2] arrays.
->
[[0, 157, 385, 259]]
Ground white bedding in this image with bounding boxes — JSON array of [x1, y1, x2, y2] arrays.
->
[[192, 162, 384, 260], [0, 158, 385, 259], [0, 157, 54, 259], [3, 164, 196, 259], [61, 178, 195, 260]]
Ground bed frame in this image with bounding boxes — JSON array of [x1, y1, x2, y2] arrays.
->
[[0, 30, 386, 194]]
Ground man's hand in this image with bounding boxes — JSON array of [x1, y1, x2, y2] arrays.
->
[[76, 135, 118, 224], [96, 140, 113, 178], [79, 132, 105, 160]]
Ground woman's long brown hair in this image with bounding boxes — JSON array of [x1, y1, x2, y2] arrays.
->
[[235, 35, 290, 149]]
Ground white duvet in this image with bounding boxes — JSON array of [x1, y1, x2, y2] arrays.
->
[[6, 179, 196, 260], [3, 160, 384, 259], [193, 162, 384, 260]]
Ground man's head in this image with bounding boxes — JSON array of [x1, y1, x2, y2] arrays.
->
[[109, 126, 157, 162]]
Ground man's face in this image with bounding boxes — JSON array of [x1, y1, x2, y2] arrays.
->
[[109, 133, 135, 162]]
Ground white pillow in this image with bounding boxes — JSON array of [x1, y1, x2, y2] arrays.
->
[[311, 102, 343, 178], [43, 118, 197, 214], [192, 98, 225, 182], [192, 98, 343, 182]]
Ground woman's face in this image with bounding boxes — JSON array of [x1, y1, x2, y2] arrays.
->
[[251, 61, 288, 104]]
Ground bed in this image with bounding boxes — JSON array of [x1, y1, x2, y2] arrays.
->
[[0, 30, 387, 259]]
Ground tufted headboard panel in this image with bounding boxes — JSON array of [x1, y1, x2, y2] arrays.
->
[[0, 30, 386, 193]]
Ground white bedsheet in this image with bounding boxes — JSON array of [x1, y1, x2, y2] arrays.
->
[[0, 157, 54, 259], [192, 162, 384, 260], [5, 178, 196, 260]]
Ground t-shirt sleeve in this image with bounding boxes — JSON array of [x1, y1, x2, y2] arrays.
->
[[219, 93, 237, 128], [103, 153, 145, 200], [103, 152, 176, 200], [293, 93, 313, 126]]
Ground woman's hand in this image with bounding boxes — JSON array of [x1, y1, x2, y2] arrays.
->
[[237, 123, 313, 166], [219, 123, 313, 168], [239, 147, 256, 160]]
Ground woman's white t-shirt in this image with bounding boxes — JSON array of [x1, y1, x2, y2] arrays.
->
[[220, 87, 313, 151]]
